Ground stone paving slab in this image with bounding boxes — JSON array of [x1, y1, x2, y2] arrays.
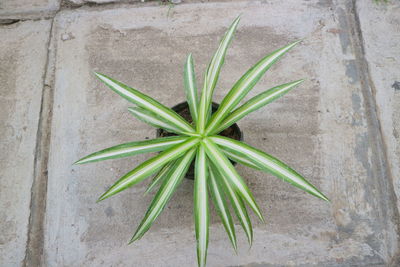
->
[[0, 20, 51, 266], [44, 0, 398, 266], [65, 0, 139, 6], [0, 0, 60, 19], [357, 0, 400, 213]]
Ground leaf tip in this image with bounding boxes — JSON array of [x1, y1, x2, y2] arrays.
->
[[129, 232, 141, 244], [73, 155, 91, 165], [293, 39, 303, 45], [322, 194, 330, 202], [248, 236, 253, 248], [284, 39, 302, 52], [287, 79, 305, 89], [312, 190, 330, 202], [97, 192, 109, 203], [72, 159, 82, 165], [297, 78, 305, 84], [260, 215, 266, 224], [93, 71, 102, 78]]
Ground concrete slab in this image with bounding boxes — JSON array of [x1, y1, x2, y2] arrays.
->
[[45, 0, 398, 266], [0, 0, 60, 19], [357, 0, 400, 215], [0, 20, 51, 266], [64, 0, 139, 6]]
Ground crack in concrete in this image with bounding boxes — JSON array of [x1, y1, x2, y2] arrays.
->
[[23, 18, 57, 267], [0, 0, 241, 21], [348, 0, 400, 264], [0, 18, 20, 25], [61, 0, 158, 9]]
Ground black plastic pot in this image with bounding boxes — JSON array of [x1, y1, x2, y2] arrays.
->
[[156, 101, 243, 180]]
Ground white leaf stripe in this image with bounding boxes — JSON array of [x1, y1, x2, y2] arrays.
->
[[95, 72, 195, 134], [208, 166, 237, 249], [130, 148, 196, 242], [194, 145, 209, 267], [221, 149, 262, 170], [145, 160, 176, 194], [205, 40, 301, 135], [209, 165, 252, 245], [98, 137, 200, 201], [202, 138, 264, 222], [197, 16, 240, 134], [128, 107, 184, 135], [197, 74, 209, 133], [184, 54, 199, 124], [205, 17, 240, 102], [75, 136, 187, 164], [212, 80, 304, 134], [211, 136, 329, 201]]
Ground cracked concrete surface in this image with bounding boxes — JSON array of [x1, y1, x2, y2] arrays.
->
[[0, 0, 60, 19], [63, 0, 140, 6], [357, 0, 400, 217], [0, 0, 399, 266], [0, 19, 52, 266]]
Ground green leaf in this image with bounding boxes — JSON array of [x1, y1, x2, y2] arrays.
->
[[74, 136, 187, 165], [194, 144, 209, 267], [205, 40, 301, 134], [208, 164, 237, 251], [197, 16, 241, 133], [145, 160, 176, 194], [94, 72, 195, 135], [209, 165, 252, 245], [197, 75, 209, 134], [211, 80, 304, 134], [98, 137, 200, 201], [221, 148, 262, 171], [202, 138, 264, 222], [128, 107, 186, 135], [205, 16, 240, 105], [184, 54, 199, 124], [130, 148, 197, 242], [210, 136, 329, 201]]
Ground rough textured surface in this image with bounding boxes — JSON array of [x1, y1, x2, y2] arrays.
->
[[64, 0, 139, 6], [0, 0, 60, 19], [0, 19, 51, 266], [357, 0, 400, 217], [0, 0, 398, 266], [42, 1, 399, 266]]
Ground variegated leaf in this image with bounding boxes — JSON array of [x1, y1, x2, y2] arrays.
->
[[98, 137, 200, 201], [205, 40, 301, 134], [95, 72, 196, 135], [130, 148, 196, 242], [75, 136, 187, 165], [211, 136, 329, 201]]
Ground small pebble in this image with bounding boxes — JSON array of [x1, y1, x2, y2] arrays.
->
[[61, 33, 75, 41]]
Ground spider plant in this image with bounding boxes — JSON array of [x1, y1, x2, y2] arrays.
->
[[75, 16, 329, 267]]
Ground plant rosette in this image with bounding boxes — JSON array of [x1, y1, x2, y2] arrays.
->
[[75, 16, 329, 267], [157, 101, 243, 179]]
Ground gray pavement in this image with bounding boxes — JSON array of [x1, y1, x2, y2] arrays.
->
[[0, 19, 52, 266], [0, 0, 399, 266], [0, 0, 59, 19]]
